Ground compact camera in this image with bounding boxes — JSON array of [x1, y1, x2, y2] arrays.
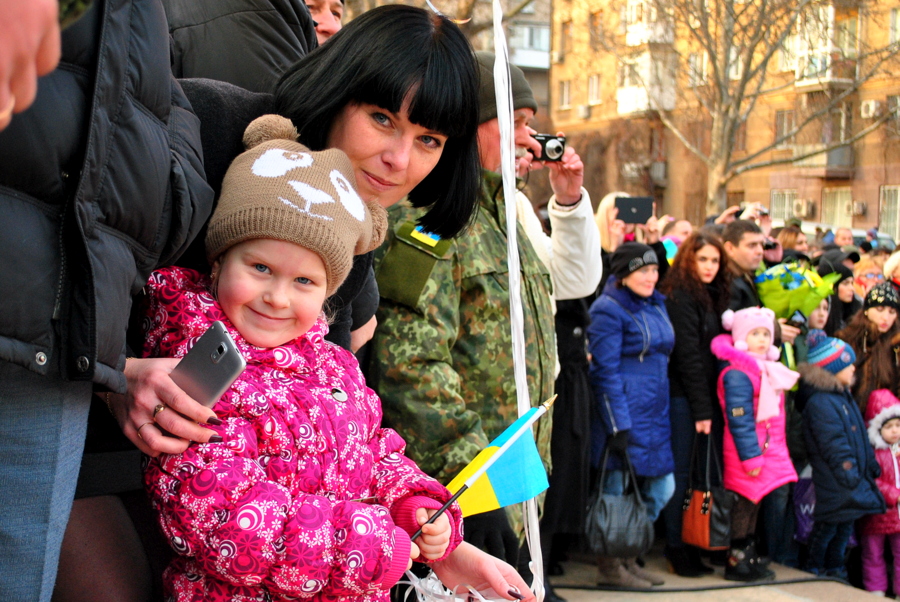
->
[[530, 134, 566, 162]]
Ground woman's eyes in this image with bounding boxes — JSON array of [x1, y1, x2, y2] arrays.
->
[[254, 264, 270, 273], [372, 112, 390, 126], [420, 135, 444, 149]]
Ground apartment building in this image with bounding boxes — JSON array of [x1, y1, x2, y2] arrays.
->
[[550, 0, 900, 236]]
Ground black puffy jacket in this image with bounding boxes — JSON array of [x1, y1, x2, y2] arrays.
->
[[162, 0, 317, 94], [0, 0, 214, 392]]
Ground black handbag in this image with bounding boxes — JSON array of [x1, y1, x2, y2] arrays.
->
[[681, 434, 732, 550], [584, 445, 655, 557]]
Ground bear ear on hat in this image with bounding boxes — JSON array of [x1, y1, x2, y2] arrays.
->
[[355, 201, 389, 255], [243, 114, 299, 150]]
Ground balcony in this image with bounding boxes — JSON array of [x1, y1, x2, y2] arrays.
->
[[616, 85, 675, 115], [792, 143, 854, 178], [794, 51, 856, 91], [625, 21, 674, 47]]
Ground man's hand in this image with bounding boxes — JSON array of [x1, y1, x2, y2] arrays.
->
[[714, 205, 741, 225], [777, 319, 801, 345], [523, 131, 584, 206], [0, 0, 60, 130]]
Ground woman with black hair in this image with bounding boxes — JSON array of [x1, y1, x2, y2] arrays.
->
[[657, 232, 731, 577], [817, 261, 861, 336]]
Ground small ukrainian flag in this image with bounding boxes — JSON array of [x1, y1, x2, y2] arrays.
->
[[446, 405, 550, 517]]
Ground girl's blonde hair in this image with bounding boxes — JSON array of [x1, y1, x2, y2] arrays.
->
[[594, 191, 630, 253]]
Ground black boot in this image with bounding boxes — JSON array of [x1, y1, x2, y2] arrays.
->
[[665, 545, 703, 577], [724, 540, 775, 582], [687, 547, 715, 575]]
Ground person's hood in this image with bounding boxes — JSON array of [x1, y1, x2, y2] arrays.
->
[[866, 389, 900, 449]]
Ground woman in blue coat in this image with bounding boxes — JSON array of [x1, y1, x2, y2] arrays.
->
[[588, 242, 676, 588]]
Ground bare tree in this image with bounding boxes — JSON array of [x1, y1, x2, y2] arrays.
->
[[591, 0, 900, 215], [343, 0, 536, 40]]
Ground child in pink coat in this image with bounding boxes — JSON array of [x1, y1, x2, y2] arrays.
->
[[141, 116, 462, 601], [711, 307, 799, 582], [862, 389, 900, 595]]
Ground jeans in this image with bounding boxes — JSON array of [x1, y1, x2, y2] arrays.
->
[[662, 396, 694, 547], [806, 520, 854, 576], [0, 357, 92, 602], [604, 470, 675, 523], [861, 532, 900, 593], [761, 482, 800, 566]]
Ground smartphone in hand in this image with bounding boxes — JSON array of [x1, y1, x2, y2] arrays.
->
[[170, 321, 246, 409], [615, 196, 654, 224]]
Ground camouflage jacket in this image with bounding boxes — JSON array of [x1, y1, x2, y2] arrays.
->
[[368, 170, 557, 492]]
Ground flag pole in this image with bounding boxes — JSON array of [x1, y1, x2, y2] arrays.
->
[[410, 395, 556, 541]]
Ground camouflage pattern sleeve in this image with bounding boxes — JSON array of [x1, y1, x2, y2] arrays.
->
[[369, 249, 490, 485]]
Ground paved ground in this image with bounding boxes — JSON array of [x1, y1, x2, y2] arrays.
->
[[550, 551, 877, 601]]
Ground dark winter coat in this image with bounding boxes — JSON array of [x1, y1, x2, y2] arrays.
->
[[162, 0, 317, 94], [798, 363, 885, 523], [728, 262, 762, 311], [665, 286, 722, 422], [588, 280, 675, 476], [0, 0, 213, 391]]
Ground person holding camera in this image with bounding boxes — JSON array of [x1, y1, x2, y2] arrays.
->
[[367, 52, 600, 599]]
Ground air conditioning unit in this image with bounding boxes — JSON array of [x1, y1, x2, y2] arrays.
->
[[861, 99, 883, 119], [852, 201, 868, 216], [793, 199, 815, 218], [576, 104, 591, 119]]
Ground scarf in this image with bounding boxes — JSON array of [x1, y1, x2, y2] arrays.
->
[[753, 355, 799, 423]]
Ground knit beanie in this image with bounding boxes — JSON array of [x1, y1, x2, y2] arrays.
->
[[864, 282, 900, 312], [806, 329, 856, 375], [475, 51, 539, 124], [205, 115, 388, 296], [721, 307, 779, 360], [610, 242, 658, 281]]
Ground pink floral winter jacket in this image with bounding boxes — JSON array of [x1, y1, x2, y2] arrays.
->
[[142, 267, 462, 602]]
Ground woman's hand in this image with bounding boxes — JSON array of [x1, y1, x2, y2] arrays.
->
[[431, 542, 535, 601], [639, 214, 660, 244], [694, 420, 712, 434], [608, 209, 626, 252], [110, 358, 221, 457]]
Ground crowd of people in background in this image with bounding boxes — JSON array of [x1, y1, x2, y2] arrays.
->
[[582, 200, 900, 594], [5, 2, 900, 602]]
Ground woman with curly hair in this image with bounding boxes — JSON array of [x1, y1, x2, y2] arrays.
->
[[658, 232, 732, 576]]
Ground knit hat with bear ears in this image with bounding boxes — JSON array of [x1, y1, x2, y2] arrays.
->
[[206, 115, 387, 296], [721, 307, 780, 361], [866, 389, 900, 450]]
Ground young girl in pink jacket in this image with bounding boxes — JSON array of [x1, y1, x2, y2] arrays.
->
[[711, 307, 799, 583], [141, 116, 462, 602]]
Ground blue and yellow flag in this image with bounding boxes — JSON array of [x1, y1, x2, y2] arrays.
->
[[446, 406, 549, 517]]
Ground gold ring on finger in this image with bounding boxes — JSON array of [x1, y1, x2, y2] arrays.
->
[[0, 95, 14, 122], [153, 403, 167, 418], [136, 421, 154, 441]]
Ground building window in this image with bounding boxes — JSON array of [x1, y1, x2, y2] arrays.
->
[[618, 61, 640, 88], [727, 47, 743, 81], [770, 189, 798, 221], [888, 95, 900, 137], [734, 121, 747, 151], [520, 1, 535, 14], [590, 11, 604, 51], [779, 34, 798, 72], [775, 110, 795, 148], [559, 80, 571, 109], [881, 186, 900, 241], [822, 187, 853, 228], [510, 25, 550, 52], [688, 53, 707, 87], [626, 0, 644, 25], [588, 74, 602, 105], [892, 8, 900, 45], [560, 21, 572, 57]]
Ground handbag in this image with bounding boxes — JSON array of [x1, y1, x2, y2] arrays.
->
[[681, 434, 732, 550], [584, 445, 655, 557]]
